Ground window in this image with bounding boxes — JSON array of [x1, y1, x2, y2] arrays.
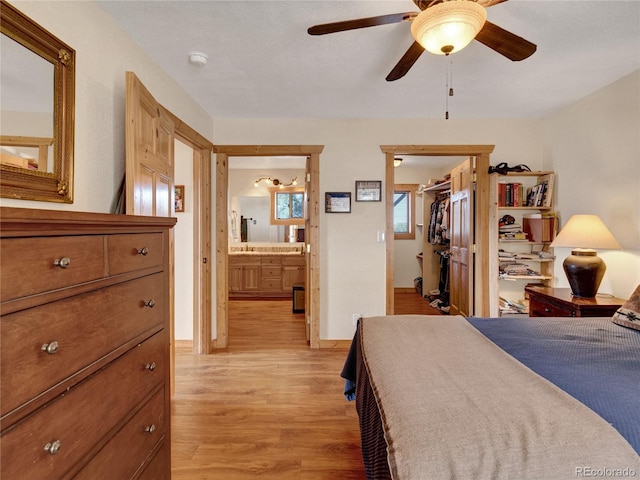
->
[[394, 184, 417, 240], [270, 187, 305, 225]]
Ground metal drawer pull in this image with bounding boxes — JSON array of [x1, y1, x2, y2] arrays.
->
[[53, 257, 71, 268], [144, 299, 155, 308], [145, 424, 156, 434], [137, 247, 149, 256], [44, 440, 62, 455], [41, 341, 59, 355], [145, 362, 156, 371]]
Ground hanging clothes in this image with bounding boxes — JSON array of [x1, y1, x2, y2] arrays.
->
[[435, 250, 450, 303], [428, 193, 451, 245]]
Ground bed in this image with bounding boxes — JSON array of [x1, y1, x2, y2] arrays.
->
[[341, 314, 640, 479]]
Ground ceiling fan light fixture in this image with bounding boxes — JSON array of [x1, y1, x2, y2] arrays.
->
[[411, 0, 487, 55]]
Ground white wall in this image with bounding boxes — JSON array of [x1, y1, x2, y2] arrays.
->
[[543, 70, 640, 299], [174, 140, 194, 340], [213, 118, 543, 340], [0, 1, 213, 213]]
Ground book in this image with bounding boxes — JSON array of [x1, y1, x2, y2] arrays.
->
[[539, 174, 554, 207], [499, 232, 528, 240]]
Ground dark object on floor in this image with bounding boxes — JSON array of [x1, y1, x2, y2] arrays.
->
[[292, 284, 305, 313]]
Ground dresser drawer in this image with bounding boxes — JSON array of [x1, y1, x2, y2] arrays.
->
[[137, 444, 167, 480], [74, 388, 165, 480], [228, 255, 261, 266], [108, 233, 164, 275], [0, 331, 166, 480], [261, 255, 281, 266], [1, 274, 165, 417], [0, 235, 105, 302], [281, 255, 305, 266], [261, 266, 281, 277], [261, 278, 282, 290], [529, 297, 574, 317]]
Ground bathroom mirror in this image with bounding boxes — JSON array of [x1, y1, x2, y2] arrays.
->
[[0, 0, 75, 202]]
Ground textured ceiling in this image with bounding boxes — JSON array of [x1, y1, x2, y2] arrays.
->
[[97, 0, 640, 120]]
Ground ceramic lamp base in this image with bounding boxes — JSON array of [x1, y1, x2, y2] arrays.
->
[[563, 248, 605, 298]]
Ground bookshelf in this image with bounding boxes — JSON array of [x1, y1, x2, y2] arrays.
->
[[490, 171, 556, 316]]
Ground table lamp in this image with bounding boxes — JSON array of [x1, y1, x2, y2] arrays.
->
[[550, 215, 621, 297]]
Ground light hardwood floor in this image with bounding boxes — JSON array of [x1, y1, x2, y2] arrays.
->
[[393, 290, 443, 315], [171, 299, 366, 479], [171, 292, 438, 479]]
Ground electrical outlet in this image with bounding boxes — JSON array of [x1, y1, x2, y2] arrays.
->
[[353, 313, 361, 325]]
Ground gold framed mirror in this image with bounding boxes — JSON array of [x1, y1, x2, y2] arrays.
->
[[1, 0, 75, 203]]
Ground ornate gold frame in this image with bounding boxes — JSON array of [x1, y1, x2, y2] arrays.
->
[[1, 0, 75, 203]]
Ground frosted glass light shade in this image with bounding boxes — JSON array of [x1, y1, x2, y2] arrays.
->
[[411, 0, 487, 55]]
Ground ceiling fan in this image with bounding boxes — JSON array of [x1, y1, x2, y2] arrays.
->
[[307, 0, 536, 81]]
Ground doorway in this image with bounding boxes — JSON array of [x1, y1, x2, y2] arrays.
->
[[392, 156, 463, 315], [214, 145, 324, 349], [381, 145, 494, 317]]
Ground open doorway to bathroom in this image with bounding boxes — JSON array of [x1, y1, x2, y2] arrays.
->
[[214, 146, 323, 349]]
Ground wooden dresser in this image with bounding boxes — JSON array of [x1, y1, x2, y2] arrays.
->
[[0, 207, 176, 480], [525, 285, 626, 318]]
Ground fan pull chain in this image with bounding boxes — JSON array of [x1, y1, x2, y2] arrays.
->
[[445, 57, 454, 120]]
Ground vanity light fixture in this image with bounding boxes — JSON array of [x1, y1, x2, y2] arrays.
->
[[254, 177, 298, 189]]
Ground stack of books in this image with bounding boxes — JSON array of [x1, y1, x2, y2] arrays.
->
[[498, 249, 552, 261], [499, 296, 529, 315], [499, 222, 528, 241], [499, 262, 543, 278]]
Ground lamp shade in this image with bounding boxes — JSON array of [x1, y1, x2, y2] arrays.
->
[[411, 0, 487, 55], [550, 215, 621, 297], [550, 215, 621, 250]]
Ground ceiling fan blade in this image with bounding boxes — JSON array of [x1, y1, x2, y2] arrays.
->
[[478, 0, 509, 7], [386, 41, 425, 81], [308, 12, 417, 36], [414, 0, 508, 9], [475, 20, 536, 61]]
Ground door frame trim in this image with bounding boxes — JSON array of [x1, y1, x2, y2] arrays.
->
[[380, 145, 494, 316], [164, 109, 214, 355], [213, 145, 324, 350]]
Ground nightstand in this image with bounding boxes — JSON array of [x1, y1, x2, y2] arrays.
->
[[525, 286, 626, 317]]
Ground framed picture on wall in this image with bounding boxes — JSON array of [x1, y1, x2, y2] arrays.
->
[[325, 192, 351, 213], [175, 185, 185, 212], [355, 180, 382, 202]]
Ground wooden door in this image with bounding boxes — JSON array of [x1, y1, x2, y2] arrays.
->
[[449, 157, 474, 317], [125, 71, 176, 396], [125, 72, 175, 216]]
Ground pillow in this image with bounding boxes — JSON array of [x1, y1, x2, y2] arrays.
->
[[612, 284, 640, 331]]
